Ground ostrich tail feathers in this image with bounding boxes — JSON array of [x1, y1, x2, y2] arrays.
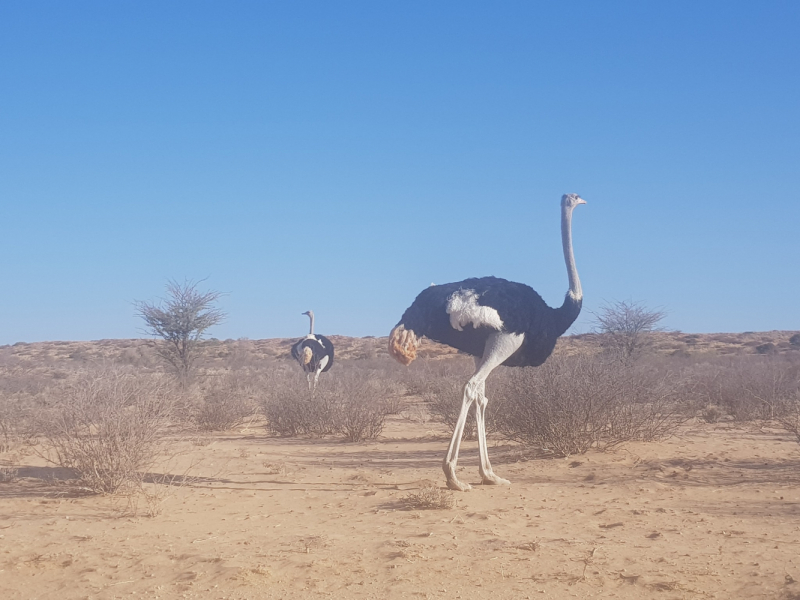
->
[[389, 325, 420, 366], [302, 347, 313, 366]]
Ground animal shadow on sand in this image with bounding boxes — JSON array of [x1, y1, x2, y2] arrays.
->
[[0, 465, 94, 499]]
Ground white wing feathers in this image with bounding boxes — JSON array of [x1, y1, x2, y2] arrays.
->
[[446, 289, 504, 332]]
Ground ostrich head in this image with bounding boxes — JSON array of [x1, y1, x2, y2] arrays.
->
[[561, 193, 587, 210]]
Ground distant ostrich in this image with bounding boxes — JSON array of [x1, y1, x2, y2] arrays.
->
[[389, 193, 587, 491], [291, 310, 335, 390]]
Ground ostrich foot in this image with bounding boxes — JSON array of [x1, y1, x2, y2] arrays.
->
[[443, 462, 471, 491], [481, 472, 511, 486], [446, 478, 472, 492]]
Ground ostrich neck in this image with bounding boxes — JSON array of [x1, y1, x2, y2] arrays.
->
[[308, 312, 315, 336], [561, 206, 582, 300]]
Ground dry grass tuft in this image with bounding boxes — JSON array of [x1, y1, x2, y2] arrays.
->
[[261, 461, 286, 475], [0, 465, 18, 482], [403, 483, 455, 510]]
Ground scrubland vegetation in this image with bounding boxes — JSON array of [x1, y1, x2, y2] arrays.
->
[[2, 330, 800, 502]]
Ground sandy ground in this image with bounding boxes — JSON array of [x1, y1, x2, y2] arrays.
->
[[2, 415, 800, 600]]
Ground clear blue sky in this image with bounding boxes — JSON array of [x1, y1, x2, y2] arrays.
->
[[1, 1, 798, 344]]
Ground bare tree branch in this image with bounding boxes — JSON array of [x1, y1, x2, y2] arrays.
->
[[593, 300, 666, 363], [134, 279, 225, 382]]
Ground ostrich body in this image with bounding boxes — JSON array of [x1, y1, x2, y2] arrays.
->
[[389, 193, 586, 491], [291, 310, 334, 389]]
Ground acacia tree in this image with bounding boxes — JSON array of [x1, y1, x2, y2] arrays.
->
[[593, 300, 665, 363], [135, 280, 225, 382]]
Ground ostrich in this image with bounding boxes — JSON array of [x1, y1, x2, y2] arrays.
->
[[291, 310, 335, 390], [389, 193, 586, 491]]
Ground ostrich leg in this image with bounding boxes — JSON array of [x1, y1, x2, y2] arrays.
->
[[442, 332, 523, 491], [313, 369, 321, 390], [474, 378, 509, 485]]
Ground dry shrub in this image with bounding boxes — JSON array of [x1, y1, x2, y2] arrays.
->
[[756, 342, 777, 355], [401, 402, 431, 425], [345, 358, 409, 415], [262, 364, 392, 441], [35, 368, 180, 494], [603, 362, 690, 444], [336, 358, 408, 415], [378, 379, 408, 415], [261, 367, 338, 437], [492, 355, 687, 457], [326, 372, 390, 442], [190, 371, 259, 431], [0, 364, 53, 447], [403, 357, 472, 396], [776, 396, 800, 443], [684, 356, 800, 422], [700, 404, 726, 423], [403, 483, 455, 509], [0, 402, 17, 452], [115, 345, 157, 369]]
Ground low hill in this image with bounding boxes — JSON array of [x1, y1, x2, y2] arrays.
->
[[2, 330, 798, 369]]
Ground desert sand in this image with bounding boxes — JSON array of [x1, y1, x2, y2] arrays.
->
[[2, 411, 800, 600]]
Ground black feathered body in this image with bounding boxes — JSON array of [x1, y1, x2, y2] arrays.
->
[[396, 276, 581, 367], [291, 335, 335, 373]]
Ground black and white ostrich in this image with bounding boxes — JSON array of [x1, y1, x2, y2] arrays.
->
[[389, 193, 587, 491], [291, 310, 335, 390]]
